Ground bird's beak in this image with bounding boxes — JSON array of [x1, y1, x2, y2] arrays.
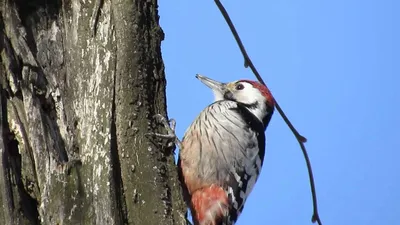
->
[[196, 74, 226, 100]]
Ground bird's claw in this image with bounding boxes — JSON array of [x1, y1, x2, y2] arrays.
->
[[147, 114, 183, 150]]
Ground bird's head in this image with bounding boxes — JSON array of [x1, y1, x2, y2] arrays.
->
[[196, 74, 275, 126]]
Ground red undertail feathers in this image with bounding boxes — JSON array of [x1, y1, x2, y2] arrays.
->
[[191, 185, 229, 225]]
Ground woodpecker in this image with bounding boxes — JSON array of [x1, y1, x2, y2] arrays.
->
[[177, 74, 275, 225]]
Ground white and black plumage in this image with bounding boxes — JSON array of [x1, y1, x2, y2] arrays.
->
[[178, 75, 275, 225]]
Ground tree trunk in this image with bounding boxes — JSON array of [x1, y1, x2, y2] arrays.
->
[[0, 0, 186, 224]]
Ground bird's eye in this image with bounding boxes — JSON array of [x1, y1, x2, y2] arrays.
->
[[236, 83, 245, 90]]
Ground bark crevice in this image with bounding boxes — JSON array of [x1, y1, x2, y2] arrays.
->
[[109, 64, 129, 224]]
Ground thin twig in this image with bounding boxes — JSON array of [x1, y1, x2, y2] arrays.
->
[[214, 1, 322, 224]]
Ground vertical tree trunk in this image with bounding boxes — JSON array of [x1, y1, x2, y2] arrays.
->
[[0, 0, 186, 224]]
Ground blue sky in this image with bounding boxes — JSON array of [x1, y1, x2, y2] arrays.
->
[[159, 1, 400, 224]]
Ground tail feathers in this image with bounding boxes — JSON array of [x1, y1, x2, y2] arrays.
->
[[191, 185, 231, 225]]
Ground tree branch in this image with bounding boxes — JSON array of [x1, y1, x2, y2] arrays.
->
[[214, 1, 322, 224]]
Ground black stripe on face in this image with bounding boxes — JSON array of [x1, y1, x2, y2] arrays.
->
[[223, 90, 273, 128], [223, 91, 258, 110], [241, 101, 258, 110], [242, 101, 274, 128]]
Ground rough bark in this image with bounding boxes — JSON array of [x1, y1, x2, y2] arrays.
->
[[0, 0, 187, 224]]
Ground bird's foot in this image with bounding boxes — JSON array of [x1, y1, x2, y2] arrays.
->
[[146, 114, 183, 150]]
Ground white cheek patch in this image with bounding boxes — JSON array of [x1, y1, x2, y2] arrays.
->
[[237, 94, 254, 104], [236, 84, 264, 106], [235, 86, 267, 123]]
